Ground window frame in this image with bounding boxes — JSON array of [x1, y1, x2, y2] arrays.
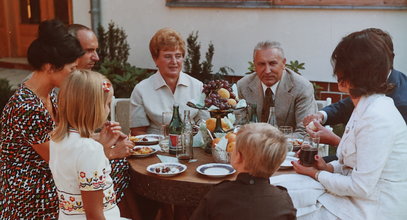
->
[[166, 0, 407, 10]]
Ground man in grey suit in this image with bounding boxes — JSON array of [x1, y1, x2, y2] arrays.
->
[[237, 41, 317, 137]]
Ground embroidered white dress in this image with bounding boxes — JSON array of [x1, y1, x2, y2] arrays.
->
[[49, 131, 121, 220]]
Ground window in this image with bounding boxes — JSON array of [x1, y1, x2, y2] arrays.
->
[[166, 0, 407, 9]]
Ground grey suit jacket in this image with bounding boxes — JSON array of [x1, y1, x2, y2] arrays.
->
[[237, 69, 318, 137]]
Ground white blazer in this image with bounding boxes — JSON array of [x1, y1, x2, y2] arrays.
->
[[318, 94, 407, 220]]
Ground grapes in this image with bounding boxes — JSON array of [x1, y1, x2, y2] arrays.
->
[[202, 79, 238, 110]]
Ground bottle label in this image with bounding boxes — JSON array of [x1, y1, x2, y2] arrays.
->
[[169, 134, 181, 153]]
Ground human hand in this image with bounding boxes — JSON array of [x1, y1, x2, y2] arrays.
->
[[98, 121, 122, 148], [303, 112, 324, 128], [306, 121, 340, 146], [106, 136, 134, 159], [292, 160, 319, 179]]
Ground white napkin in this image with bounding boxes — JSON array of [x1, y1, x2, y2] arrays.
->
[[156, 155, 179, 163], [193, 130, 205, 147], [270, 174, 326, 217], [189, 93, 206, 108]]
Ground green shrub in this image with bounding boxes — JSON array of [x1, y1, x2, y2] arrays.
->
[[184, 31, 234, 82], [97, 60, 152, 98], [94, 21, 151, 98]]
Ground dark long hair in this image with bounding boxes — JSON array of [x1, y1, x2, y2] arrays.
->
[[27, 19, 84, 71], [331, 30, 393, 98]]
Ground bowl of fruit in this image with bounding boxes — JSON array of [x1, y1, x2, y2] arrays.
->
[[211, 132, 236, 163], [187, 79, 245, 112]]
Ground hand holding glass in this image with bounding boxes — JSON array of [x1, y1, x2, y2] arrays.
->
[[299, 136, 320, 167]]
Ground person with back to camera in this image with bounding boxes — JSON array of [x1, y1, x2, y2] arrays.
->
[[0, 19, 85, 219], [50, 70, 124, 219], [271, 29, 407, 220], [191, 123, 296, 220], [303, 28, 407, 148]]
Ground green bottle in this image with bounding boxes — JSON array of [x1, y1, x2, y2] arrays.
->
[[169, 104, 183, 155]]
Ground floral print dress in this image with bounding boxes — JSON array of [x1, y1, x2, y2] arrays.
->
[[0, 84, 59, 219], [49, 130, 121, 219]]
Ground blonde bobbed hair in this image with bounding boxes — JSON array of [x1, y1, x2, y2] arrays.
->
[[149, 27, 186, 60], [236, 123, 287, 178], [52, 70, 112, 142]]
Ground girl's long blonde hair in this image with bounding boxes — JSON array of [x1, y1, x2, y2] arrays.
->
[[52, 69, 113, 142]]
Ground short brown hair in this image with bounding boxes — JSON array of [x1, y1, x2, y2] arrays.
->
[[235, 123, 287, 178], [331, 29, 393, 98], [149, 28, 186, 60], [52, 70, 113, 142]]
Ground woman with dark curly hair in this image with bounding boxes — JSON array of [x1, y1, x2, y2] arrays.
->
[[0, 19, 84, 219], [271, 29, 407, 220]]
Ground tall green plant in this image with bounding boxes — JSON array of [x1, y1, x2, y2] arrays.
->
[[94, 21, 150, 98], [184, 31, 233, 82]]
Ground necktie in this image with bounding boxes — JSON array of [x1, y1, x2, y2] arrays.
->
[[261, 88, 274, 122]]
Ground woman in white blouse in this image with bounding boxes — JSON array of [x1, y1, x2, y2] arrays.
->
[[272, 30, 407, 219], [130, 28, 205, 136]]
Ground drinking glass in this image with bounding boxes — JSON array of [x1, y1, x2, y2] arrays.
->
[[159, 112, 172, 152], [279, 126, 293, 152], [299, 136, 320, 167]]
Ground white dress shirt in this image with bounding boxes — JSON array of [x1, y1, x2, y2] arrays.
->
[[130, 71, 206, 134]]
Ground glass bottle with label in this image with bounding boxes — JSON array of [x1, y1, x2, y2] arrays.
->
[[168, 104, 183, 155]]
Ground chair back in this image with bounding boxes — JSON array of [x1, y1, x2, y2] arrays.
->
[[110, 97, 130, 135]]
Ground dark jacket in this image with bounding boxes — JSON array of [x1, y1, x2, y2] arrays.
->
[[190, 173, 297, 220], [324, 69, 407, 125]]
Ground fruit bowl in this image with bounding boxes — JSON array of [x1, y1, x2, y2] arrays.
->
[[212, 147, 230, 164]]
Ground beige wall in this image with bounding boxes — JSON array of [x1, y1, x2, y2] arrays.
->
[[73, 0, 407, 82]]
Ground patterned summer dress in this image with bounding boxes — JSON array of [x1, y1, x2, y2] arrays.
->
[[49, 130, 121, 219], [110, 158, 129, 203], [0, 84, 59, 219]]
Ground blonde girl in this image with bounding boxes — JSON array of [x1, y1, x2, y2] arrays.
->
[[50, 70, 122, 219]]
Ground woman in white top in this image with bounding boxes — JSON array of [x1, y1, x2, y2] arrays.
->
[[50, 70, 123, 219], [271, 30, 407, 219], [130, 28, 206, 136]]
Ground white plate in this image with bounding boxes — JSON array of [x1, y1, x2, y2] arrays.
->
[[146, 163, 187, 177], [196, 163, 236, 178], [280, 156, 298, 169], [131, 146, 158, 158], [130, 134, 163, 145]]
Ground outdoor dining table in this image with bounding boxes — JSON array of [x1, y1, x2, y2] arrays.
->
[[127, 147, 295, 219]]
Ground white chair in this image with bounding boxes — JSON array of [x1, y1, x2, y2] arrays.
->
[[316, 97, 332, 111], [110, 96, 131, 135]]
